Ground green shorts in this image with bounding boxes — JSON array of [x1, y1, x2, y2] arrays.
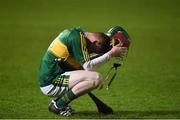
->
[[40, 72, 71, 98]]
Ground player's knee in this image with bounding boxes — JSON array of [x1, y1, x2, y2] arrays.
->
[[92, 72, 102, 88]]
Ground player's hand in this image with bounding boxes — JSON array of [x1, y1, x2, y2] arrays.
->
[[109, 46, 128, 57]]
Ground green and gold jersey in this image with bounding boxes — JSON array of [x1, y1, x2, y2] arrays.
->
[[39, 27, 90, 87]]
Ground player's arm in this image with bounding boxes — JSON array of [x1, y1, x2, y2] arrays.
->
[[83, 46, 128, 71], [83, 52, 111, 71]]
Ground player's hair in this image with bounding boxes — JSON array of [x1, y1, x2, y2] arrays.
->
[[94, 32, 111, 53]]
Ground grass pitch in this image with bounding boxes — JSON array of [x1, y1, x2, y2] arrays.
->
[[0, 0, 180, 119]]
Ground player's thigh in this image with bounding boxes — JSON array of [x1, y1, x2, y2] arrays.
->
[[68, 70, 102, 89]]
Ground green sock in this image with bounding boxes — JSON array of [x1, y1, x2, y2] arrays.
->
[[56, 90, 77, 108]]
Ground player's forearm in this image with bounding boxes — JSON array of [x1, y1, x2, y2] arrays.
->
[[83, 52, 111, 71]]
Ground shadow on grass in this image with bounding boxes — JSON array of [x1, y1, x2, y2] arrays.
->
[[72, 110, 180, 119]]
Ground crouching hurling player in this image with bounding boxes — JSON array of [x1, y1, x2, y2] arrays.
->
[[39, 27, 128, 116]]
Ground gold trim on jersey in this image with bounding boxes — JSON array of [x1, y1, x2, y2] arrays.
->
[[48, 38, 81, 69], [48, 38, 69, 59], [80, 32, 90, 62], [66, 55, 82, 69]]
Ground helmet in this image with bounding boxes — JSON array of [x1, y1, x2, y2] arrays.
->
[[106, 26, 131, 48]]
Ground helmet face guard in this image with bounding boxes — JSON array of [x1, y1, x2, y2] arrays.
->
[[111, 31, 130, 48], [106, 26, 131, 65], [106, 26, 131, 48]]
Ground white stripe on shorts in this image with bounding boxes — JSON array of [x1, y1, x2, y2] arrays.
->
[[40, 72, 71, 97]]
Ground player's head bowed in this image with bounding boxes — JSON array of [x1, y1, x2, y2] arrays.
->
[[85, 32, 111, 54], [85, 26, 131, 55]]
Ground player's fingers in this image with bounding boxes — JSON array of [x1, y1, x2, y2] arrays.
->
[[122, 49, 128, 53], [119, 49, 128, 56], [120, 47, 128, 50]]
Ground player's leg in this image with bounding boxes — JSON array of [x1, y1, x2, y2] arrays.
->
[[45, 70, 102, 116], [69, 70, 102, 95], [51, 70, 102, 114]]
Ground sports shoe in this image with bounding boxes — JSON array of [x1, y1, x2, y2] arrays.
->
[[66, 106, 76, 114], [48, 100, 75, 116]]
